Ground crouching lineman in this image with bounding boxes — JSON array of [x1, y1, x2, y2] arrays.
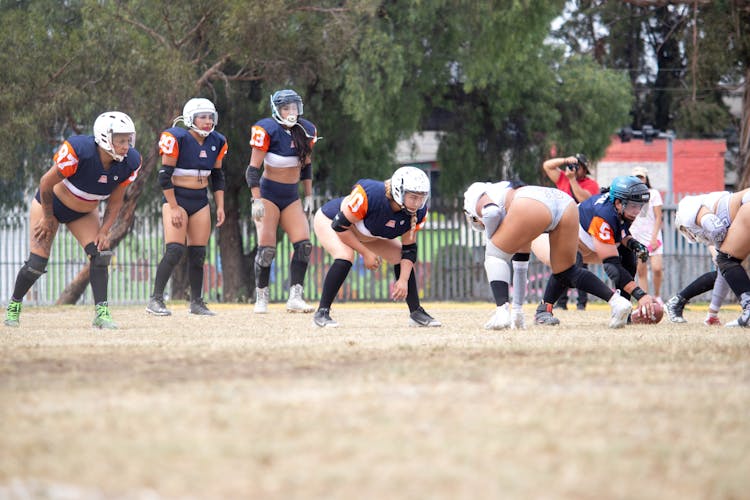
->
[[673, 188, 750, 327], [464, 180, 632, 330]]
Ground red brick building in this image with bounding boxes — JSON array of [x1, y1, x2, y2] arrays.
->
[[596, 136, 727, 203]]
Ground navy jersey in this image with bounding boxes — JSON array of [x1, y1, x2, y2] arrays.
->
[[249, 117, 317, 168], [53, 135, 141, 201], [158, 127, 228, 176], [578, 193, 630, 246], [321, 179, 428, 240]]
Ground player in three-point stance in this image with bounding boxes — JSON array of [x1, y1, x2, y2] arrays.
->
[[464, 180, 631, 330], [312, 166, 440, 328]]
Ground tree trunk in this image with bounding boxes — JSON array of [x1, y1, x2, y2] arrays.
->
[[739, 68, 750, 190], [56, 146, 159, 305], [218, 184, 250, 302]]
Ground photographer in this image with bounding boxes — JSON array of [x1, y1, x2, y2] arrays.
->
[[543, 153, 600, 310]]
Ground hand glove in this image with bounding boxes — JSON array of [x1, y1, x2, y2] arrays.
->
[[700, 214, 727, 244], [626, 237, 649, 262], [303, 195, 313, 216], [252, 199, 265, 220]]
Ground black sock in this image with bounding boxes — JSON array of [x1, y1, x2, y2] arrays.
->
[[319, 259, 352, 310], [395, 264, 420, 312], [680, 271, 717, 300]]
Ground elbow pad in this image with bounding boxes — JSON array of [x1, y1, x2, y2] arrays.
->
[[158, 166, 175, 190], [603, 256, 634, 290], [700, 214, 727, 244], [245, 165, 261, 188], [331, 211, 352, 232], [401, 243, 417, 263], [481, 203, 505, 237], [300, 163, 312, 181], [210, 168, 225, 192]]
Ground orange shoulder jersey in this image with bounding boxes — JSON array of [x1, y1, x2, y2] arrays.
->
[[320, 179, 428, 239], [249, 117, 317, 168], [158, 127, 227, 178], [53, 135, 141, 201], [578, 193, 630, 246]]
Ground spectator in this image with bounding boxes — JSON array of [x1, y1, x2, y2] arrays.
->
[[629, 166, 664, 303], [542, 153, 599, 310]]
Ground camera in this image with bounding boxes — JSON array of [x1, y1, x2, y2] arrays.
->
[[566, 163, 579, 171]]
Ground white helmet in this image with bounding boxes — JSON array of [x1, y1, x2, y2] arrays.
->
[[463, 182, 491, 231], [180, 98, 217, 137], [391, 166, 430, 213], [93, 111, 136, 162]]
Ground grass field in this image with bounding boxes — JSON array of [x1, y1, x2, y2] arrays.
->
[[2, 302, 749, 499]]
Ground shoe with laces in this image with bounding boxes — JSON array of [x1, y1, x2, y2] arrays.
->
[[703, 314, 721, 326], [4, 300, 22, 327], [485, 303, 511, 330], [189, 298, 216, 316], [534, 302, 560, 326], [665, 295, 688, 323], [313, 308, 338, 328], [608, 291, 631, 329], [286, 284, 314, 313], [736, 292, 750, 327], [93, 302, 117, 329], [254, 287, 269, 314], [146, 296, 171, 316], [510, 305, 525, 330], [409, 307, 442, 327]]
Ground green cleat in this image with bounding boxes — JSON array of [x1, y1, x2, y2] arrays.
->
[[93, 302, 117, 330], [4, 300, 22, 327]]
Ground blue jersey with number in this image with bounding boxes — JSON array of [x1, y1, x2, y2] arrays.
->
[[158, 127, 227, 176], [578, 193, 630, 245], [321, 179, 427, 240], [249, 117, 317, 168]]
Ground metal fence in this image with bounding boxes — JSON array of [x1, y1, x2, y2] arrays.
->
[[0, 201, 717, 307]]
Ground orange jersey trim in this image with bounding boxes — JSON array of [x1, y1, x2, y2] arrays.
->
[[345, 184, 369, 220], [158, 131, 180, 158], [588, 216, 617, 244], [53, 141, 79, 177], [249, 125, 271, 152]]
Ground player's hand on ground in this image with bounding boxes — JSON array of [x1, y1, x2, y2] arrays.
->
[[637, 294, 656, 315], [391, 279, 408, 301]]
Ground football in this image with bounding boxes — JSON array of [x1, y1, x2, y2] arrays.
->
[[631, 300, 664, 324]]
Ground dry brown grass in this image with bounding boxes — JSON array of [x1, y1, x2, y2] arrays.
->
[[1, 302, 749, 500]]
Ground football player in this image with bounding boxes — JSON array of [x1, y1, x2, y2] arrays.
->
[[311, 166, 440, 328], [246, 89, 317, 314], [4, 112, 141, 329], [147, 98, 228, 317]]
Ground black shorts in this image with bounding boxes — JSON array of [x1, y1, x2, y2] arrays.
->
[[34, 190, 89, 224], [163, 187, 209, 216], [260, 177, 299, 211]]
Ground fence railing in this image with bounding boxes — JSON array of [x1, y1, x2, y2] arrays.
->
[[0, 201, 716, 306]]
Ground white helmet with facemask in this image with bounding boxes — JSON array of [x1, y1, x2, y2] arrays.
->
[[179, 98, 218, 138], [93, 111, 136, 162], [391, 166, 430, 215]]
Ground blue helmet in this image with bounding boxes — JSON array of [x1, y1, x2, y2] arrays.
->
[[608, 175, 650, 205], [270, 89, 303, 127]]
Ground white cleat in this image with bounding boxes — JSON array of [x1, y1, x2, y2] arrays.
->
[[608, 292, 632, 329], [485, 303, 511, 330], [286, 284, 314, 313], [254, 287, 269, 314], [510, 305, 525, 330]]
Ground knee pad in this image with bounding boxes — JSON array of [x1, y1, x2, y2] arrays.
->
[[164, 242, 187, 266], [21, 253, 48, 277], [292, 240, 312, 264], [255, 245, 276, 268], [716, 251, 743, 274], [553, 265, 580, 289], [484, 255, 511, 283], [485, 241, 513, 262], [188, 246, 206, 267], [85, 243, 113, 268]]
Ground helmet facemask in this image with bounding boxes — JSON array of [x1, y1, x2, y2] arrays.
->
[[271, 90, 304, 128], [179, 98, 218, 138], [391, 167, 431, 215]]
